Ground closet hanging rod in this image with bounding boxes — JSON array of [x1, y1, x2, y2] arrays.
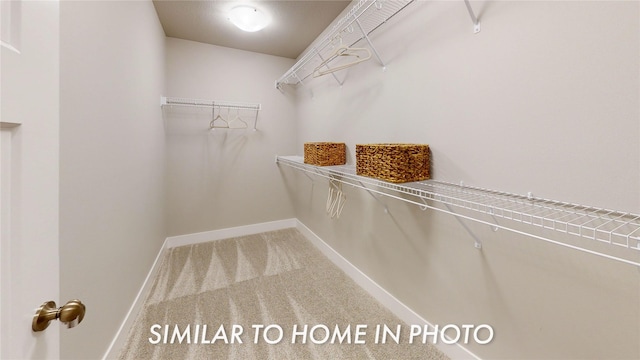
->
[[160, 96, 261, 111], [276, 155, 640, 268]]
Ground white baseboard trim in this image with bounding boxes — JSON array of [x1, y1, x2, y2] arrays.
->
[[102, 236, 168, 360], [165, 218, 298, 248], [295, 220, 482, 360]]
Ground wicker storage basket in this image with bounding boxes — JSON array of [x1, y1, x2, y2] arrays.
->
[[356, 143, 430, 183], [304, 142, 346, 166]]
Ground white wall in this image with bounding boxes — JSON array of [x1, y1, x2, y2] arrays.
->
[[287, 1, 640, 358], [59, 1, 166, 359], [164, 38, 296, 236], [0, 1, 60, 358]]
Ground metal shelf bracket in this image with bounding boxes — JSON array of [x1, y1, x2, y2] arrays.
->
[[464, 0, 481, 34], [445, 204, 482, 249], [358, 180, 390, 214], [355, 17, 386, 68]]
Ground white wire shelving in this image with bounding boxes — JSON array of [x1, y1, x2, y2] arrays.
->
[[161, 96, 261, 130], [276, 155, 640, 267], [275, 0, 481, 89], [276, 0, 415, 89]]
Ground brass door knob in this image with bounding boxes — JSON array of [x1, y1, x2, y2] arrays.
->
[[32, 299, 86, 332]]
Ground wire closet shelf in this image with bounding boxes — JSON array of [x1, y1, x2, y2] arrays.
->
[[276, 155, 640, 267], [161, 96, 261, 111], [161, 96, 262, 130], [275, 0, 415, 89]]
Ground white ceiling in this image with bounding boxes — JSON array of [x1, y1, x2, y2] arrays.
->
[[152, 1, 351, 59]]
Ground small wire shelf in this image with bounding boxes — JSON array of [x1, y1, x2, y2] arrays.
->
[[277, 155, 640, 267], [161, 96, 261, 130], [161, 96, 261, 111]]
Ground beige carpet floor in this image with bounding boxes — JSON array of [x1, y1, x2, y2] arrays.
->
[[118, 228, 448, 359]]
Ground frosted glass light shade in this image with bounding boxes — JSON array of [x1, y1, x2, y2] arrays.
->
[[228, 6, 270, 32]]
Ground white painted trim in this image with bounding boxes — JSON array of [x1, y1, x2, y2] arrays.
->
[[102, 237, 168, 360], [295, 220, 482, 360], [0, 130, 13, 359], [1, 0, 22, 54], [165, 218, 297, 248]]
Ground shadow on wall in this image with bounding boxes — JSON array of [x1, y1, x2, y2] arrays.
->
[[164, 107, 259, 212], [277, 166, 314, 214], [298, 74, 386, 146], [338, 79, 386, 128]]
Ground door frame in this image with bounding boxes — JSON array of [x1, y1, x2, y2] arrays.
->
[[0, 128, 8, 358], [0, 124, 18, 359]]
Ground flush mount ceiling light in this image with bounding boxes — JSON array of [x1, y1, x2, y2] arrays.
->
[[228, 6, 270, 32]]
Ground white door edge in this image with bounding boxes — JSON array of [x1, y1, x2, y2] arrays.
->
[[0, 128, 14, 359]]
